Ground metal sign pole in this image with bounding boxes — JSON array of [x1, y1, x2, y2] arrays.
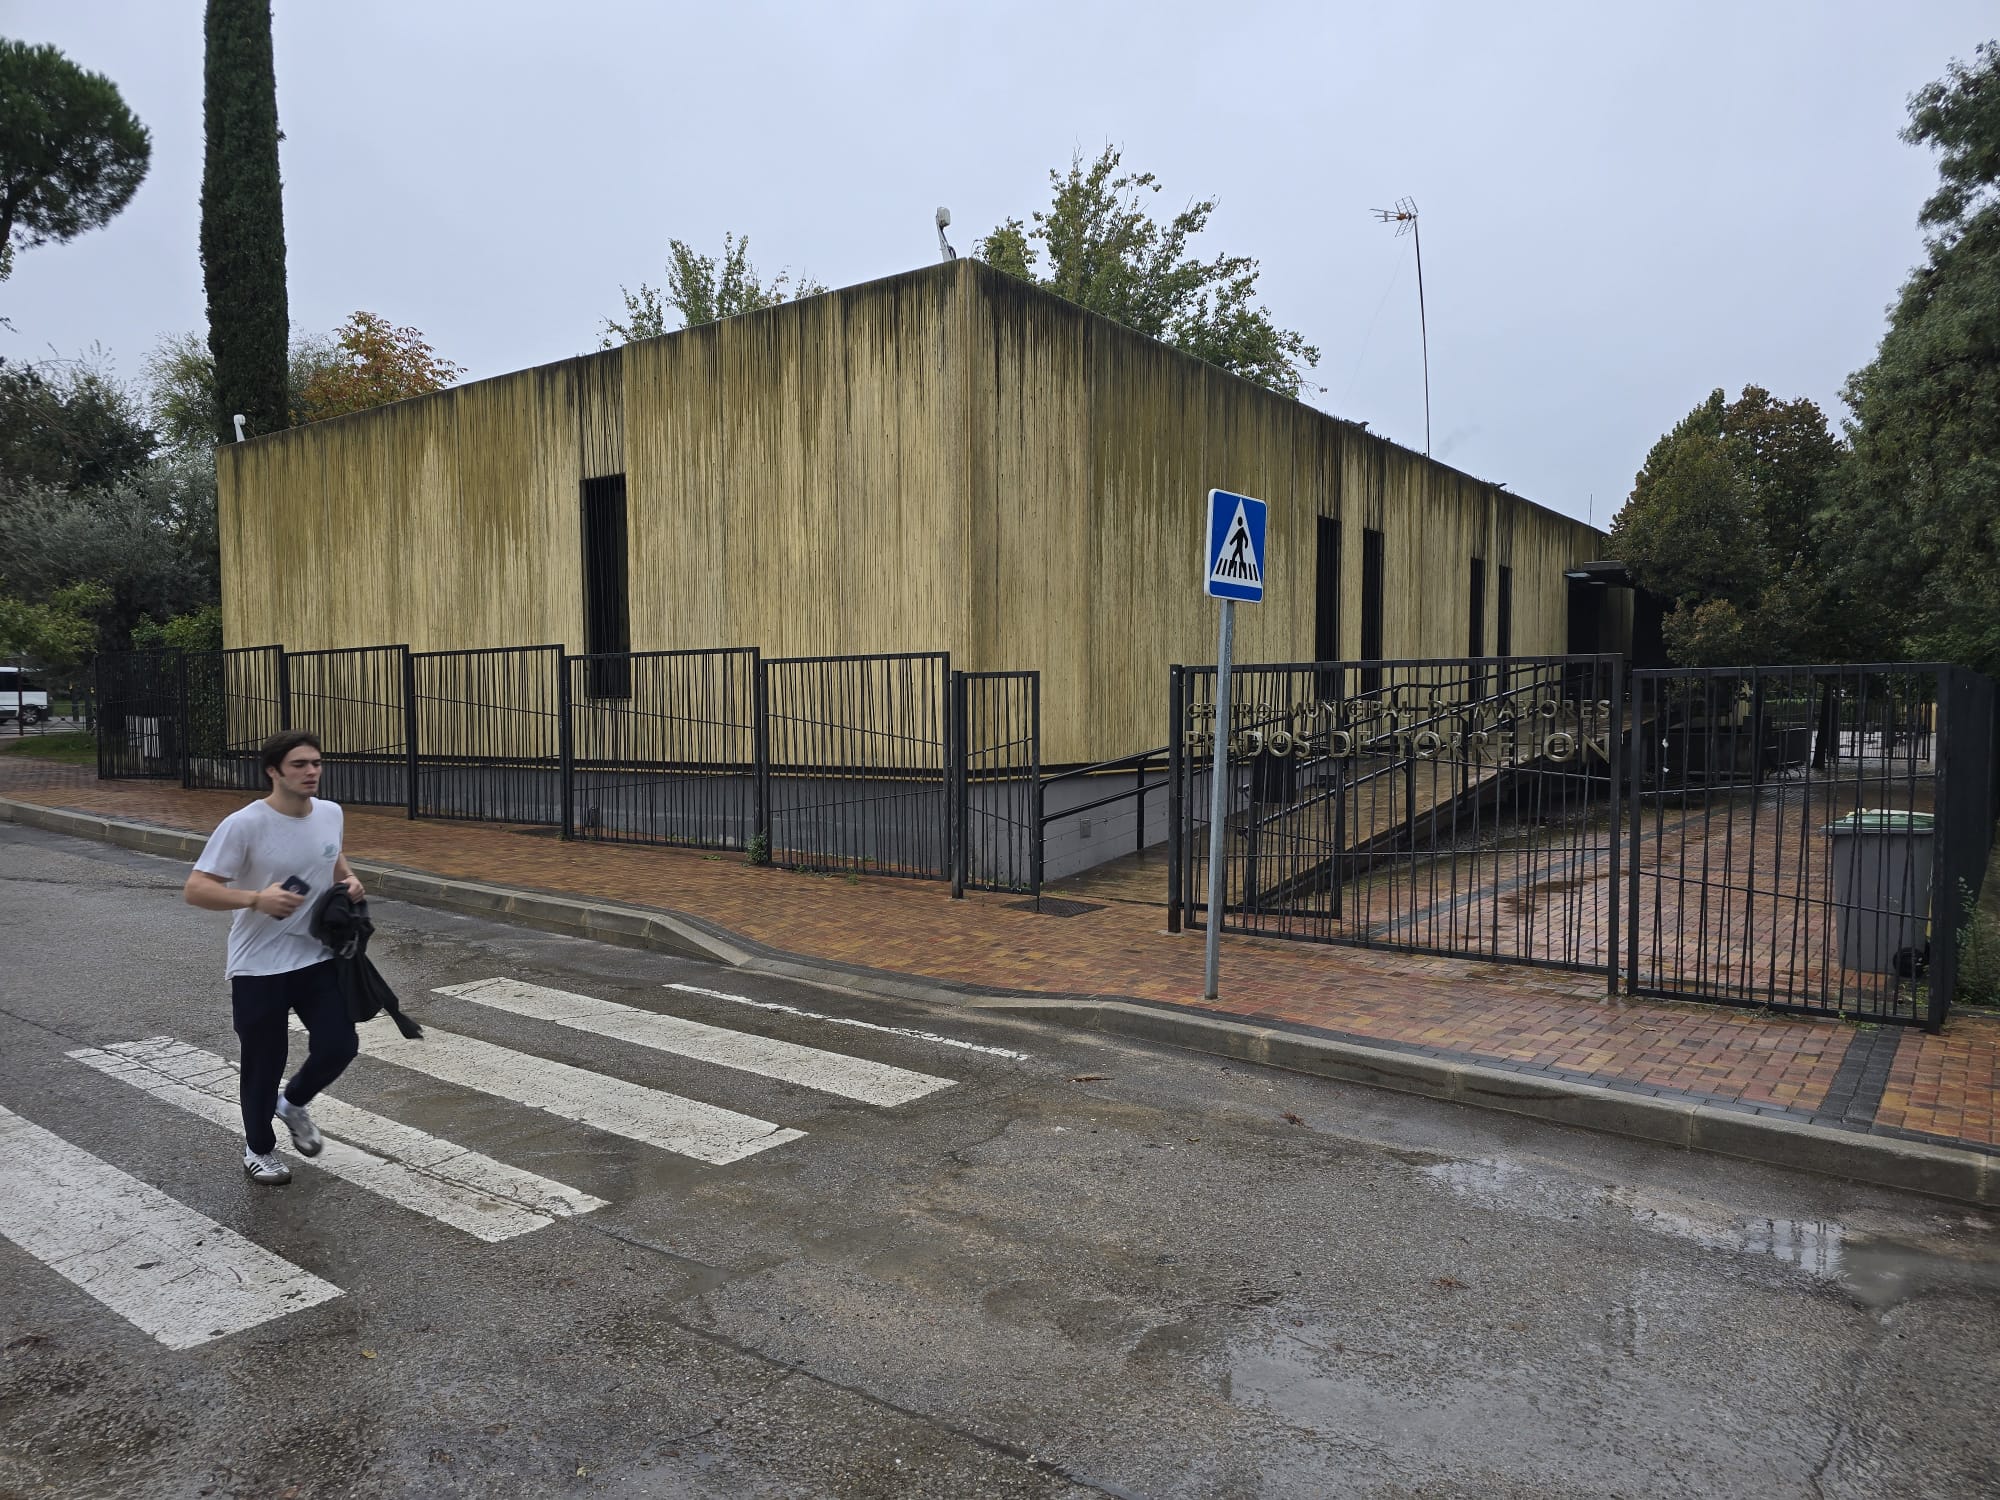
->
[[1204, 600, 1235, 999]]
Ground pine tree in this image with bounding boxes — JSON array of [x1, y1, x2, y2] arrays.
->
[[199, 0, 289, 442]]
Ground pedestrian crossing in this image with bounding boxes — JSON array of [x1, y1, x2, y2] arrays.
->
[[0, 1104, 342, 1351], [2, 975, 997, 1350]]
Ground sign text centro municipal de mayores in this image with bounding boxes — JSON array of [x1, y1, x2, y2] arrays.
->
[[1185, 691, 1618, 766]]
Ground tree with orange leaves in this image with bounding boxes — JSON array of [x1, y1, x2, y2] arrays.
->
[[294, 311, 463, 422]]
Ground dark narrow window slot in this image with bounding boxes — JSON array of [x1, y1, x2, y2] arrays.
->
[[582, 474, 631, 698], [1497, 563, 1513, 659], [1468, 556, 1486, 696], [1361, 527, 1384, 693], [1314, 516, 1340, 664]]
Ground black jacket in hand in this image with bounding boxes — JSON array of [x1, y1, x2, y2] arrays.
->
[[308, 887, 423, 1039]]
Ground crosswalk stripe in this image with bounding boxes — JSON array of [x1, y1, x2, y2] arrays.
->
[[663, 982, 1031, 1060], [0, 1103, 341, 1350], [68, 1039, 605, 1242], [435, 978, 954, 1106], [303, 1019, 804, 1164]]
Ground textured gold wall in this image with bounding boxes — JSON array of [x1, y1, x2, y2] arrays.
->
[[957, 268, 1608, 760], [217, 259, 1607, 766]]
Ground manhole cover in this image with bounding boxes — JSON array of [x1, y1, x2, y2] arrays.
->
[[1006, 896, 1105, 918]]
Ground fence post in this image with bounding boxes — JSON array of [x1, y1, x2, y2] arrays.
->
[[557, 654, 575, 840], [1030, 672, 1043, 908], [174, 649, 190, 785], [950, 670, 966, 900], [277, 649, 291, 731], [1627, 672, 1646, 996], [1606, 656, 1623, 996], [402, 647, 418, 821], [752, 652, 771, 858], [1168, 667, 1184, 933], [1927, 668, 1961, 1033]]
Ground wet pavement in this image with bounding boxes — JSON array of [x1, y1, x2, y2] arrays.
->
[[4, 824, 2000, 1498], [4, 758, 1998, 1161]]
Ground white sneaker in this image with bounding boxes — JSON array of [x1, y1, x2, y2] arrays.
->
[[243, 1148, 292, 1185], [275, 1090, 323, 1157]]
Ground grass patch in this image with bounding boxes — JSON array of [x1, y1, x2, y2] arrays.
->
[[0, 730, 95, 765]]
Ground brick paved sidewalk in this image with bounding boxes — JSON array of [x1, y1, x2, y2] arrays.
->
[[5, 755, 1996, 1158]]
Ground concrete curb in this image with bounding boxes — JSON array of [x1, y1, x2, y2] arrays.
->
[[6, 794, 1994, 1207]]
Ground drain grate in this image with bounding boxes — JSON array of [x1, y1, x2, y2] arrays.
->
[[1006, 896, 1105, 918]]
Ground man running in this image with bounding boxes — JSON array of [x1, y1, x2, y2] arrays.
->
[[183, 730, 362, 1184]]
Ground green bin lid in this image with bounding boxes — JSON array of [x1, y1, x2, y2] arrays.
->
[[1820, 810, 1935, 835]]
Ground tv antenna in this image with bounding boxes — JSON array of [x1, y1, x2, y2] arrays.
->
[[1372, 196, 1430, 457]]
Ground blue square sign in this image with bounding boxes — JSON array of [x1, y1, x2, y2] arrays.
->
[[1204, 489, 1267, 603]]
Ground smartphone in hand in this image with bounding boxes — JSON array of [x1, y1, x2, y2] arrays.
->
[[280, 876, 312, 896]]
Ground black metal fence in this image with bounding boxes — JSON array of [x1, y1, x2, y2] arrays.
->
[[95, 649, 188, 780], [1628, 664, 1992, 1029], [954, 670, 1040, 896], [1171, 654, 1997, 1029], [410, 645, 564, 824], [285, 645, 411, 808], [764, 653, 951, 879], [565, 648, 760, 848], [184, 646, 287, 791], [94, 643, 1003, 889], [1173, 656, 1623, 974]]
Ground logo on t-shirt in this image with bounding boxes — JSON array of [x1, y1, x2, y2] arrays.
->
[[322, 843, 337, 858]]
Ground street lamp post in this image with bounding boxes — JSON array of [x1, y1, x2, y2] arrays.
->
[[1372, 197, 1430, 457]]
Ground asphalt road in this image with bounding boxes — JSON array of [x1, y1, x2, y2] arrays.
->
[[2, 821, 1998, 1500]]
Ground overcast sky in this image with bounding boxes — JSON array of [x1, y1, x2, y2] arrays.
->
[[7, 1, 1993, 528]]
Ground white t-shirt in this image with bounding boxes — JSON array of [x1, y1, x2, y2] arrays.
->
[[193, 798, 346, 979]]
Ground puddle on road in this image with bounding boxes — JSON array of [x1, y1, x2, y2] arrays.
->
[[1418, 1157, 1847, 1278]]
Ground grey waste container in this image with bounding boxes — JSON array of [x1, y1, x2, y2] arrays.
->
[[1821, 810, 1935, 974]]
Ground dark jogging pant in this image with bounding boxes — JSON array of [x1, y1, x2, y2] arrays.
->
[[232, 960, 357, 1155]]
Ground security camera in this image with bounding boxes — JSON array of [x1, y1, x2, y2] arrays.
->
[[935, 206, 951, 231]]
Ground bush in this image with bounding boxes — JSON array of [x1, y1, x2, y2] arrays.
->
[[1959, 884, 2000, 1008]]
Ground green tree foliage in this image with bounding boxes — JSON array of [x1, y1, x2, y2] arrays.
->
[[0, 352, 156, 490], [129, 601, 223, 652], [0, 579, 111, 668], [600, 233, 825, 348], [143, 326, 386, 448], [1836, 41, 2000, 676], [0, 40, 151, 278], [200, 0, 290, 441], [978, 147, 1320, 398], [1610, 386, 1864, 665], [0, 446, 219, 653]]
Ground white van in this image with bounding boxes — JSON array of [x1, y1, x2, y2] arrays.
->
[[0, 667, 51, 724]]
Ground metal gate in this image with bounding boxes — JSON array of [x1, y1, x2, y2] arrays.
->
[[952, 670, 1040, 896], [283, 646, 410, 807], [94, 649, 186, 780], [183, 646, 286, 792], [1628, 664, 1992, 1027], [411, 645, 562, 824], [763, 652, 950, 877], [1173, 655, 1623, 973]]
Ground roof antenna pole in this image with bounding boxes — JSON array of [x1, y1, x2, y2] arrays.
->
[[1372, 197, 1429, 457]]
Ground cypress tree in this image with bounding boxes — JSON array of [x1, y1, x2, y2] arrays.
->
[[199, 0, 289, 442]]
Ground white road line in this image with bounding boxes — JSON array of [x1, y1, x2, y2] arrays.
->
[[68, 1039, 604, 1243], [435, 978, 955, 1106], [663, 981, 1031, 1060], [0, 1103, 341, 1351], [303, 1019, 803, 1165]]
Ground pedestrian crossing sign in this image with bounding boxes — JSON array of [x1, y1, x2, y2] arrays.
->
[[1205, 488, 1267, 603]]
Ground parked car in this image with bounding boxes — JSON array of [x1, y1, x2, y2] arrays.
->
[[0, 666, 51, 724]]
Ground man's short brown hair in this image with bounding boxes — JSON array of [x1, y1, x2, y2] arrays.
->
[[260, 730, 322, 783]]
